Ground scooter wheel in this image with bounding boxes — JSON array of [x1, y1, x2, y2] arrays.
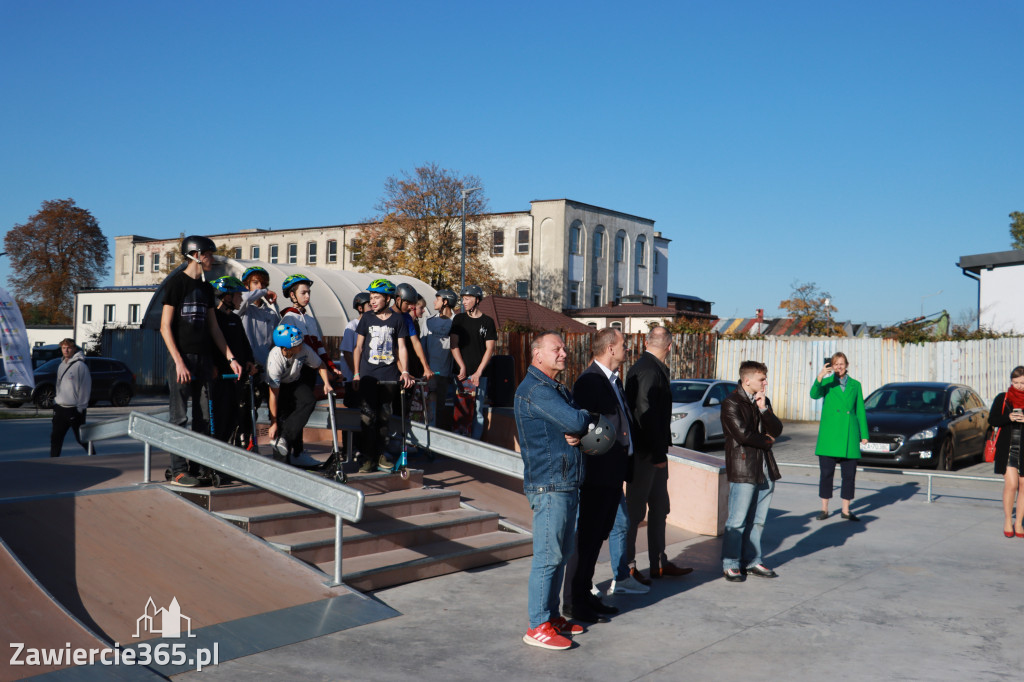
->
[[400, 468, 409, 480]]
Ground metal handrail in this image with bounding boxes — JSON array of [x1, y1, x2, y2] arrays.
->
[[404, 420, 524, 479], [127, 411, 364, 585], [776, 461, 1002, 503], [80, 410, 169, 457]]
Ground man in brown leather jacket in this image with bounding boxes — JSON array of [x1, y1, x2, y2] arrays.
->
[[721, 360, 783, 582]]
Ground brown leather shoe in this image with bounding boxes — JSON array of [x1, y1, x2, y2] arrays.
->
[[651, 561, 694, 578], [628, 567, 652, 586]]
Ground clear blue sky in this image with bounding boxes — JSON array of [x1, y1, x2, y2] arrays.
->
[[2, 1, 1021, 326]]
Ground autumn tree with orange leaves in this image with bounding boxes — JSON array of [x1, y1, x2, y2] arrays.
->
[[779, 280, 845, 336], [355, 163, 502, 294], [5, 199, 109, 324]]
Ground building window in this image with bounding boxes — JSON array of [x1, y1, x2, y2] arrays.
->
[[269, 244, 279, 263], [517, 229, 530, 254], [615, 287, 623, 302], [395, 236, 406, 253], [569, 222, 581, 255], [128, 304, 140, 325], [594, 230, 604, 258], [167, 252, 175, 266], [327, 240, 337, 263], [287, 243, 297, 264], [636, 237, 646, 267], [82, 305, 92, 323], [152, 253, 160, 272], [611, 321, 622, 331], [251, 245, 260, 260], [234, 247, 242, 259], [654, 250, 661, 274], [516, 280, 529, 299], [569, 281, 582, 307], [615, 233, 626, 263], [307, 241, 317, 264], [104, 304, 115, 323], [137, 254, 145, 273], [492, 230, 504, 256], [592, 285, 603, 307], [350, 239, 362, 262]]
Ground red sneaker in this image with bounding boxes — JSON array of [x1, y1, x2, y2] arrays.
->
[[550, 616, 584, 636], [523, 622, 572, 650]]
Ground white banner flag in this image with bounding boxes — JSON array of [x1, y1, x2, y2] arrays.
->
[[0, 285, 34, 388]]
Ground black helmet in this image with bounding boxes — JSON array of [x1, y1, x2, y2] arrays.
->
[[461, 285, 484, 299], [181, 235, 216, 257], [395, 282, 418, 303], [436, 289, 458, 308], [352, 292, 371, 309], [580, 414, 615, 456]]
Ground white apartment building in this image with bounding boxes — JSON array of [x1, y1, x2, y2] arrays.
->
[[74, 286, 159, 350], [113, 198, 670, 312]]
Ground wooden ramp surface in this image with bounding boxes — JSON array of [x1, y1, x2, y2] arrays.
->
[[0, 539, 109, 681]]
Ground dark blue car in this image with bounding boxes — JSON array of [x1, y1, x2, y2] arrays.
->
[[858, 382, 989, 471], [0, 356, 136, 409]]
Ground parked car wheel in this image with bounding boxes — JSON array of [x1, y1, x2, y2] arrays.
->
[[936, 438, 954, 471], [685, 423, 705, 451], [34, 384, 56, 409], [110, 384, 132, 407]]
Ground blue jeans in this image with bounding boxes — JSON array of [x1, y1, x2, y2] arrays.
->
[[722, 478, 775, 571], [608, 492, 629, 580], [471, 377, 489, 439], [526, 490, 578, 629]]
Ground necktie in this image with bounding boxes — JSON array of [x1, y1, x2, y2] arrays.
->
[[614, 377, 638, 442]]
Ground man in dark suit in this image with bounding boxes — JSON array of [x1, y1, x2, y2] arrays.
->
[[564, 327, 633, 623], [624, 325, 694, 583]]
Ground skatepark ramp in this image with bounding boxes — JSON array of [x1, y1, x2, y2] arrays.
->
[[126, 411, 363, 584]]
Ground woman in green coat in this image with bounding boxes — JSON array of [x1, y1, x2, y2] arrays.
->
[[810, 352, 868, 521]]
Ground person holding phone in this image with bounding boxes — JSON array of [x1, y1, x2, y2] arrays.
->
[[988, 366, 1024, 538], [810, 352, 868, 521]]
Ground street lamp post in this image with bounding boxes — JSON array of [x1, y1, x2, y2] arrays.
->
[[460, 187, 482, 296]]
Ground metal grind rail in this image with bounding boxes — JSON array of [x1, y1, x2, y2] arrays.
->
[[80, 410, 169, 460], [776, 461, 1003, 503], [126, 411, 364, 586], [403, 420, 524, 480]]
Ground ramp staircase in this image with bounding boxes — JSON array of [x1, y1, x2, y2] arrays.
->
[[171, 468, 533, 592]]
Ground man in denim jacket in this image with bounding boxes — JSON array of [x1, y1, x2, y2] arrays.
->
[[515, 331, 593, 650]]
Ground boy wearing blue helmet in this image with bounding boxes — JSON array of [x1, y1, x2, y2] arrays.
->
[[352, 279, 413, 472], [280, 274, 344, 382], [266, 323, 334, 467]]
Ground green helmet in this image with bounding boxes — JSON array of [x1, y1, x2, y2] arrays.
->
[[367, 278, 396, 296], [210, 276, 245, 296]]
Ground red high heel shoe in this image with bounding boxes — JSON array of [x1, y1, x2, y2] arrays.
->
[[1005, 530, 1015, 538]]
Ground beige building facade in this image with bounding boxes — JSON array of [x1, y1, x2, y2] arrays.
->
[[113, 199, 670, 313]]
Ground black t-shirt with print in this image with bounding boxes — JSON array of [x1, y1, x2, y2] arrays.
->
[[451, 312, 497, 376], [356, 310, 409, 381], [162, 270, 215, 355], [214, 308, 254, 374]]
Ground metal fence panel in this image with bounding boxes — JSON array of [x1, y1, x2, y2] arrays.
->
[[716, 337, 1024, 420], [101, 328, 170, 391]]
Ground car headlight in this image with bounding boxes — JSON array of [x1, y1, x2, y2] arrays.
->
[[671, 413, 688, 422], [910, 427, 938, 441]]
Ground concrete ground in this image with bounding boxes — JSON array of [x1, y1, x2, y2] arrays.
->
[[170, 433, 1016, 681]]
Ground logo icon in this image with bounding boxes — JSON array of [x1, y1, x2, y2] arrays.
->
[[134, 597, 195, 639]]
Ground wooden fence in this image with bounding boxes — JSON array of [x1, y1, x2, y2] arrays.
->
[[496, 331, 718, 388]]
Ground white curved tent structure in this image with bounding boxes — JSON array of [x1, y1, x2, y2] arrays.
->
[[142, 258, 436, 337]]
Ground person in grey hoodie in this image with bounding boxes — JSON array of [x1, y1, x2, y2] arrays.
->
[[50, 338, 91, 457]]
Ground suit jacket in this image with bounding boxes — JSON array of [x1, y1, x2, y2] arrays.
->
[[572, 361, 633, 488], [625, 351, 672, 465]]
